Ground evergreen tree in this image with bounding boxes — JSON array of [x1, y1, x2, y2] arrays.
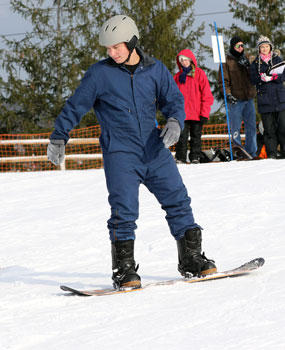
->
[[0, 0, 112, 133], [0, 0, 206, 133], [114, 0, 205, 74], [227, 0, 285, 56]]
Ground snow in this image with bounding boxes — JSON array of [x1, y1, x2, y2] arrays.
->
[[1, 159, 285, 350]]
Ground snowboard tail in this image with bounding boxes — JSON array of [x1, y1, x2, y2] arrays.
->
[[232, 145, 253, 160], [60, 257, 265, 297]]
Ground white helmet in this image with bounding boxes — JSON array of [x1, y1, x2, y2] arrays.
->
[[99, 15, 139, 50]]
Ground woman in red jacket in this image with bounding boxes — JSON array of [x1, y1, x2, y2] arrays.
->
[[174, 49, 214, 164]]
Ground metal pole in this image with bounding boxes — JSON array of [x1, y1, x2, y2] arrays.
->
[[214, 22, 233, 160]]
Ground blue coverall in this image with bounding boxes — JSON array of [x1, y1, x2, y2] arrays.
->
[[51, 48, 199, 241]]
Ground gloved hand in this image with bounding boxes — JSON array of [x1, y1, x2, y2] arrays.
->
[[237, 56, 250, 68], [260, 73, 278, 82], [272, 73, 278, 81], [260, 73, 273, 82], [200, 116, 208, 124], [47, 139, 65, 165], [160, 117, 181, 148], [226, 94, 238, 105]]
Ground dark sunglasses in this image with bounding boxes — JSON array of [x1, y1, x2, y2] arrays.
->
[[235, 44, 244, 48]]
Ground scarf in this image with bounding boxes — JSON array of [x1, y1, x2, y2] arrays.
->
[[229, 47, 244, 59], [260, 53, 272, 64], [179, 66, 192, 84]]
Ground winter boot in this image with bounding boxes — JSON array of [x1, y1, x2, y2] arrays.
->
[[111, 240, 141, 290], [177, 227, 217, 277]]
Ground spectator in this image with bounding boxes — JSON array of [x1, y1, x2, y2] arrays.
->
[[249, 35, 285, 159], [174, 49, 214, 164], [218, 36, 257, 158]]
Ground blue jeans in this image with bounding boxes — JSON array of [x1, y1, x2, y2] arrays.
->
[[228, 99, 257, 157]]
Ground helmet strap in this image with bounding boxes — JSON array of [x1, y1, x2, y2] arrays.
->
[[123, 49, 134, 64], [123, 36, 138, 64]]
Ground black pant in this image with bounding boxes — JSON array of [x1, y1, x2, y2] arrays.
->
[[175, 120, 203, 162], [261, 110, 285, 158], [256, 133, 265, 157]]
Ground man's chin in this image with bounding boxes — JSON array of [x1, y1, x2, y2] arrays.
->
[[114, 58, 124, 64]]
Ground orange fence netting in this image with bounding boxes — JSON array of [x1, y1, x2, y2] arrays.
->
[[0, 124, 244, 172]]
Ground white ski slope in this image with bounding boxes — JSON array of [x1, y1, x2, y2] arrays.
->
[[1, 159, 285, 350]]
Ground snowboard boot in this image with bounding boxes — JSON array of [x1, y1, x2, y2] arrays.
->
[[111, 240, 141, 290], [177, 227, 217, 277]]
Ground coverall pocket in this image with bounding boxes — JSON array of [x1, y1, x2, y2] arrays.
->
[[99, 131, 111, 152]]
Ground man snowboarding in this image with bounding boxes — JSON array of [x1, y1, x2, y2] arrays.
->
[[47, 15, 216, 289]]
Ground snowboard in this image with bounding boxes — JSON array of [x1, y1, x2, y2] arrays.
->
[[60, 257, 265, 297], [200, 145, 253, 163], [232, 145, 253, 160]]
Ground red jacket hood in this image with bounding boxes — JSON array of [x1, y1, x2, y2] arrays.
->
[[176, 49, 198, 72]]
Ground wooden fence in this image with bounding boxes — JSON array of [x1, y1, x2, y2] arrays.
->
[[0, 124, 245, 172]]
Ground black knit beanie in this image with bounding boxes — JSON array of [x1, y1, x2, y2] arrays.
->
[[230, 36, 244, 58], [230, 36, 243, 50]]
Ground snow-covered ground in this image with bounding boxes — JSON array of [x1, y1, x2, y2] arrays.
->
[[1, 159, 285, 350]]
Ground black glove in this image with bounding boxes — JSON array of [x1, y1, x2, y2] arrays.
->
[[160, 118, 181, 148], [200, 116, 208, 124], [227, 94, 238, 105], [47, 139, 65, 165], [237, 56, 250, 68]]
